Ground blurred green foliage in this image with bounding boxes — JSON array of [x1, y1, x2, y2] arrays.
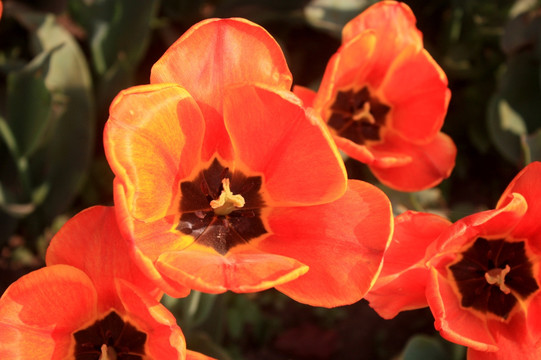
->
[[1, 0, 541, 358]]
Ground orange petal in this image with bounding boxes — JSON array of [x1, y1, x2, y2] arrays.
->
[[112, 178, 192, 299], [366, 211, 451, 318], [259, 180, 393, 307], [223, 84, 347, 206], [526, 291, 541, 344], [381, 47, 450, 142], [426, 268, 498, 351], [467, 310, 540, 360], [46, 206, 162, 311], [367, 268, 430, 319], [342, 1, 422, 49], [151, 18, 291, 97], [0, 265, 97, 359], [342, 2, 423, 89], [116, 280, 186, 359], [429, 193, 528, 258], [333, 132, 414, 167], [497, 162, 541, 250], [315, 31, 377, 110], [104, 83, 205, 223], [369, 131, 456, 191], [292, 85, 317, 108], [155, 244, 308, 293], [150, 18, 292, 160]]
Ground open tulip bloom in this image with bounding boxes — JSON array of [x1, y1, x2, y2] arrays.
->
[[0, 206, 210, 360], [295, 1, 456, 191], [103, 18, 393, 307], [366, 161, 541, 359]]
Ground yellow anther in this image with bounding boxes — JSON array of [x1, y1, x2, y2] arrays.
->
[[485, 264, 512, 294], [99, 344, 117, 360], [352, 101, 376, 124], [210, 178, 245, 216]]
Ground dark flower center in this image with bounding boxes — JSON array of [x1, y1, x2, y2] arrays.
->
[[73, 311, 146, 360], [449, 238, 539, 319], [177, 158, 267, 255], [327, 87, 390, 144]]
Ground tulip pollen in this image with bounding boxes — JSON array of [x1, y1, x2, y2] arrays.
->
[[485, 264, 512, 294], [210, 178, 246, 215]]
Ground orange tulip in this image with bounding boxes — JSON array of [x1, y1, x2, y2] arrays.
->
[[0, 206, 212, 360], [295, 1, 456, 191], [366, 162, 541, 359], [104, 18, 393, 307]]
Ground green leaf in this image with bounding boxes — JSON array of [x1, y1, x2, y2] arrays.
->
[[498, 99, 527, 136], [523, 128, 541, 163], [0, 117, 34, 216], [69, 0, 159, 74], [487, 95, 524, 164], [5, 45, 64, 158], [95, 56, 134, 118], [13, 11, 95, 220], [185, 331, 233, 360], [304, 0, 378, 36], [161, 291, 217, 331], [402, 335, 449, 360]]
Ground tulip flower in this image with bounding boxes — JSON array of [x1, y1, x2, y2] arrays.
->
[[365, 210, 452, 318], [295, 1, 456, 191], [366, 162, 541, 359], [104, 18, 393, 307], [0, 206, 211, 360]]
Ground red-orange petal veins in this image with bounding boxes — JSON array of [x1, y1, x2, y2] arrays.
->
[[104, 83, 205, 223], [151, 18, 292, 160], [381, 47, 450, 143], [156, 245, 308, 294], [223, 84, 347, 207], [259, 180, 393, 307]]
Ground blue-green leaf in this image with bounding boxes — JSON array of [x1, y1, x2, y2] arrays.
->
[[402, 335, 450, 360]]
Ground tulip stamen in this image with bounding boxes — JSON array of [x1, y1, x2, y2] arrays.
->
[[352, 101, 376, 124], [210, 178, 246, 216], [99, 344, 118, 360], [485, 264, 512, 294], [327, 87, 390, 145], [178, 158, 266, 255]]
